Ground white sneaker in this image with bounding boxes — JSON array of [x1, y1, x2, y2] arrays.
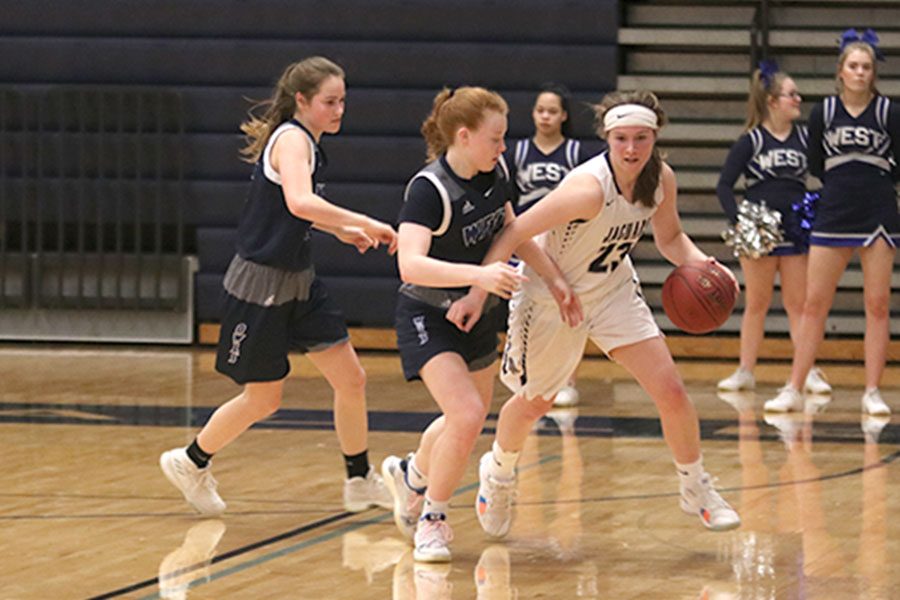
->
[[382, 454, 424, 540], [862, 388, 891, 416], [413, 513, 453, 563], [763, 386, 803, 413], [344, 466, 393, 512], [803, 367, 832, 395], [158, 519, 227, 600], [717, 367, 755, 391], [553, 385, 580, 407], [475, 452, 516, 539], [160, 448, 226, 516], [680, 473, 741, 532]]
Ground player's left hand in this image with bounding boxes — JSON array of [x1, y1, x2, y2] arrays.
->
[[548, 276, 583, 328], [446, 291, 487, 333]]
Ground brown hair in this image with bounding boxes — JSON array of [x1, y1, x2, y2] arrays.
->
[[420, 86, 509, 162], [745, 68, 791, 131], [836, 42, 880, 95], [593, 90, 667, 208], [239, 56, 345, 163]]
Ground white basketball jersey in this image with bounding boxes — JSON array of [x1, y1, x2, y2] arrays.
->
[[521, 151, 662, 302]]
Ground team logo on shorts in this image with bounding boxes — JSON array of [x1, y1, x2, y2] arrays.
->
[[228, 322, 248, 364], [412, 315, 428, 346]]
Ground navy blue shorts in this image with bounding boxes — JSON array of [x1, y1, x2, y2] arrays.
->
[[215, 257, 348, 384], [811, 173, 900, 247], [394, 294, 499, 381]]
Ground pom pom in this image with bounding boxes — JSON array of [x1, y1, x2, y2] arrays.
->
[[721, 200, 783, 259]]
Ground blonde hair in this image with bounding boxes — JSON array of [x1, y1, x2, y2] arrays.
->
[[239, 56, 345, 163], [745, 68, 791, 131], [420, 86, 509, 162], [593, 90, 668, 208], [836, 42, 880, 95]]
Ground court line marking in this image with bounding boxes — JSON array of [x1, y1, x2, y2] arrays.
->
[[88, 456, 559, 599]]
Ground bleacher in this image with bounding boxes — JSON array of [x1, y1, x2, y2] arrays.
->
[[0, 0, 620, 340]]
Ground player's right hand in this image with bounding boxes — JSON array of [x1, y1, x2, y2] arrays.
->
[[366, 219, 399, 255]]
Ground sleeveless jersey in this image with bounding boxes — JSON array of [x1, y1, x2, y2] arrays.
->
[[509, 138, 583, 213], [399, 156, 512, 292], [813, 95, 894, 178], [235, 119, 322, 272], [717, 125, 809, 221], [521, 151, 661, 303]]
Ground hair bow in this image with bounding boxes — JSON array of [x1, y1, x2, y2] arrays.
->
[[758, 59, 779, 89], [839, 28, 886, 61]]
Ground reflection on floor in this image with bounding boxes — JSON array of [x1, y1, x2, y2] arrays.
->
[[0, 346, 897, 599]]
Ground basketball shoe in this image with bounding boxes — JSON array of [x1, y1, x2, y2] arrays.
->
[[680, 473, 741, 532], [382, 454, 425, 540], [476, 451, 517, 538], [158, 519, 226, 600], [413, 513, 453, 563], [160, 448, 226, 516], [344, 466, 393, 512]]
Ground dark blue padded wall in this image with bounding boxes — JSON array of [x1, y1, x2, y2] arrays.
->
[[1, 0, 619, 327]]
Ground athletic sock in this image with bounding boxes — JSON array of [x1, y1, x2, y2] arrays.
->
[[404, 454, 428, 491], [422, 495, 449, 519], [490, 440, 519, 480], [343, 449, 370, 479], [186, 439, 213, 469]]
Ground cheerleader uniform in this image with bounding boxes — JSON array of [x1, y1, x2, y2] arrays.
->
[[807, 95, 900, 247], [506, 137, 589, 214], [716, 124, 810, 255]]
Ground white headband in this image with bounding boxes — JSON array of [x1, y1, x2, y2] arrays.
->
[[603, 104, 659, 131]]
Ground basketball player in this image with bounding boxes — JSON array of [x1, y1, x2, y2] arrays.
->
[[160, 57, 398, 515], [380, 86, 579, 563], [456, 90, 741, 537], [766, 30, 899, 414], [716, 62, 831, 396], [504, 83, 598, 407]]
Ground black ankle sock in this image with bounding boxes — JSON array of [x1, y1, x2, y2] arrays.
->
[[343, 450, 370, 479], [186, 439, 213, 469]]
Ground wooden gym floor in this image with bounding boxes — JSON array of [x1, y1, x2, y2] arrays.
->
[[0, 343, 897, 599]]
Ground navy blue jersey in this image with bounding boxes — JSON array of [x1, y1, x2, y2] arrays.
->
[[397, 156, 512, 291], [716, 125, 809, 223], [235, 119, 324, 271], [505, 138, 588, 214], [808, 95, 900, 181], [807, 95, 900, 247]]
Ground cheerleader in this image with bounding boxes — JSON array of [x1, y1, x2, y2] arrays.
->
[[716, 62, 831, 396], [765, 30, 899, 414]]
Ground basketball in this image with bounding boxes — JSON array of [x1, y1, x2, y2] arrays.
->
[[661, 261, 737, 335]]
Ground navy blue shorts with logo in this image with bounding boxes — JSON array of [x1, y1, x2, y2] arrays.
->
[[394, 292, 499, 381], [215, 255, 349, 385]]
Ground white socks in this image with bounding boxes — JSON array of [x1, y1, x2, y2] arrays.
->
[[490, 440, 519, 481], [675, 456, 705, 487]]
